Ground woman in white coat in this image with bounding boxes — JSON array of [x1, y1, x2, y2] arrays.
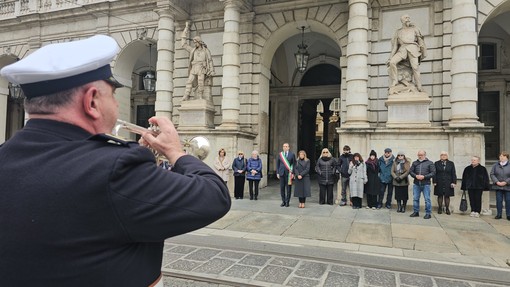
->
[[349, 152, 368, 209], [214, 148, 231, 185]]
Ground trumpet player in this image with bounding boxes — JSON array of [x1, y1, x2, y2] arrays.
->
[[0, 35, 231, 286]]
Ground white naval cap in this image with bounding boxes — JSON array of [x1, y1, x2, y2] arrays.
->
[[0, 34, 123, 99]]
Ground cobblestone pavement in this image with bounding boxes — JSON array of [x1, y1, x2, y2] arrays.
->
[[161, 243, 509, 287]]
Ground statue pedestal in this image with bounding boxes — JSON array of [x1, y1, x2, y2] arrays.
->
[[385, 92, 431, 128], [178, 99, 215, 129]]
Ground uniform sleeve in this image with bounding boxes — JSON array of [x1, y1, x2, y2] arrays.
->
[[108, 148, 231, 242]]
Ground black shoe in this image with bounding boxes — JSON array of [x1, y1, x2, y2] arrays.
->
[[495, 215, 502, 219], [280, 202, 285, 207], [250, 197, 253, 200], [285, 202, 290, 207], [423, 214, 431, 219], [445, 208, 451, 215], [410, 212, 419, 217], [255, 197, 258, 200], [438, 208, 442, 214], [507, 216, 510, 221]]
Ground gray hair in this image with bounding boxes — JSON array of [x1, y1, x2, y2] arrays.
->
[[24, 86, 82, 114]]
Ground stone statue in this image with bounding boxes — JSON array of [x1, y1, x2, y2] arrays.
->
[[387, 15, 427, 94], [181, 21, 215, 101]]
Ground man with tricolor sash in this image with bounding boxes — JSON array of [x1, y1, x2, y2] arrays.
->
[[276, 143, 296, 207]]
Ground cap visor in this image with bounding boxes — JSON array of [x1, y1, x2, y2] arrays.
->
[[104, 76, 124, 88]]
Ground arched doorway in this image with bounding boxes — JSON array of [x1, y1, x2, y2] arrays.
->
[[267, 29, 341, 176], [478, 3, 510, 159], [114, 39, 157, 140]]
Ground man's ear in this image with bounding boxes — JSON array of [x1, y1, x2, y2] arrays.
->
[[82, 86, 100, 120]]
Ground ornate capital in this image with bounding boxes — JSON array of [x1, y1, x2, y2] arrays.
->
[[220, 0, 252, 12], [155, 0, 189, 20]]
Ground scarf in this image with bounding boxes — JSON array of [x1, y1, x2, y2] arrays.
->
[[366, 158, 377, 171], [383, 154, 392, 164], [396, 158, 405, 173]]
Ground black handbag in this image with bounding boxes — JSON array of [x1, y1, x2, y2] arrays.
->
[[459, 190, 468, 212]]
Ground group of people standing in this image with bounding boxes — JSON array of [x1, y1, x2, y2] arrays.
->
[[214, 148, 263, 201], [215, 143, 510, 220]]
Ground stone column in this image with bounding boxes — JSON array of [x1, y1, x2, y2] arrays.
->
[[343, 0, 369, 128], [449, 0, 482, 127], [220, 0, 241, 130], [154, 8, 175, 119], [0, 88, 7, 143]]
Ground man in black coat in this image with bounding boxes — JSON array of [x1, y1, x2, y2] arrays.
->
[[0, 35, 231, 286], [276, 143, 296, 207]]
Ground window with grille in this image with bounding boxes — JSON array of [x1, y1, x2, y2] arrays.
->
[[479, 43, 497, 70]]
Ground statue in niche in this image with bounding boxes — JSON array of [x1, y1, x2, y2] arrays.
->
[[181, 21, 215, 101], [387, 15, 427, 95]]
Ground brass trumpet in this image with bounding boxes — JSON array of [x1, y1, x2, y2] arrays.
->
[[113, 119, 210, 161]]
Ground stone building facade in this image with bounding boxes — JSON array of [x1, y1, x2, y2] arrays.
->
[[1, 0, 509, 210]]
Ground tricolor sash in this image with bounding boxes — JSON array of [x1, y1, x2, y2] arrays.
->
[[279, 152, 293, 185]]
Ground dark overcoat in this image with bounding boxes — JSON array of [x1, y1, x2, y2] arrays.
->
[[433, 160, 457, 196], [294, 159, 311, 197], [364, 160, 380, 195], [0, 119, 231, 286]]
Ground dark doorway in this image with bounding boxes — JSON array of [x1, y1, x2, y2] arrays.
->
[[5, 99, 24, 140], [478, 91, 500, 159], [299, 100, 319, 171], [297, 64, 341, 164], [135, 104, 155, 141]]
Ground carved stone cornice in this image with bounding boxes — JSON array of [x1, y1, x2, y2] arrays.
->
[[155, 0, 189, 20], [220, 0, 252, 13]]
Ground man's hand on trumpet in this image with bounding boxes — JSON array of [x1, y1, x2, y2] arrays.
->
[[139, 116, 185, 165]]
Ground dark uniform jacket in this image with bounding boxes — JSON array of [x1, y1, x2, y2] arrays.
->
[[0, 119, 231, 286]]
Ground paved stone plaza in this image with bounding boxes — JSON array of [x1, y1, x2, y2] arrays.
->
[[162, 180, 510, 286], [161, 243, 507, 287]]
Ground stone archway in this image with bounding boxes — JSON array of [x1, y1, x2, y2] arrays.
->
[[0, 53, 27, 143], [112, 33, 158, 139], [477, 0, 510, 157], [253, 5, 347, 174]]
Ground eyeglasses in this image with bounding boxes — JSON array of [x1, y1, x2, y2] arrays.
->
[[322, 151, 328, 154], [398, 155, 404, 156], [417, 154, 425, 156], [238, 153, 243, 155]]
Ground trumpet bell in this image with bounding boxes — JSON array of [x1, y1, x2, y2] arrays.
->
[[182, 136, 210, 161], [113, 119, 210, 161]]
